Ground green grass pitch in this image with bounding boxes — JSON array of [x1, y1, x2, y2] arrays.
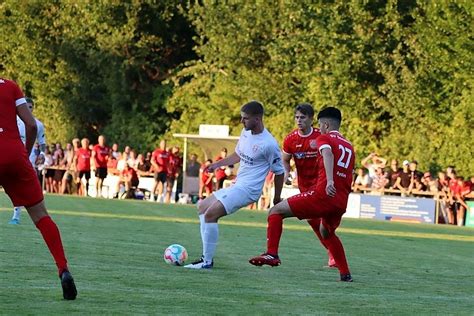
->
[[1, 193, 473, 315]]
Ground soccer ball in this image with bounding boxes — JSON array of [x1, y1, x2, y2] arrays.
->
[[164, 244, 188, 266]]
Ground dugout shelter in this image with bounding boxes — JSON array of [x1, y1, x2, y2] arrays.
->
[[173, 125, 239, 195]]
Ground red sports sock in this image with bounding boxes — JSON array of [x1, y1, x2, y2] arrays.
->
[[307, 219, 335, 264], [267, 214, 284, 256], [36, 216, 68, 276], [325, 233, 350, 275]]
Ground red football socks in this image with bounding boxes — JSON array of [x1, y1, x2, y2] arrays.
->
[[307, 218, 336, 264], [325, 233, 350, 275], [36, 216, 68, 276], [267, 213, 284, 256]]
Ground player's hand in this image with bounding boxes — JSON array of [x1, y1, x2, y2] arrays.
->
[[326, 180, 336, 197]]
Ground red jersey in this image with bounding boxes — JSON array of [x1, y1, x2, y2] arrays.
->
[[0, 79, 27, 162], [76, 148, 91, 172], [214, 156, 227, 180], [448, 178, 458, 195], [200, 165, 212, 183], [283, 127, 321, 192], [93, 144, 110, 168], [121, 167, 138, 182], [315, 131, 355, 209], [167, 152, 181, 176], [151, 148, 169, 173], [452, 181, 471, 197]]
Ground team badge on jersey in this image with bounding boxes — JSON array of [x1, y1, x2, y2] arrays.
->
[[252, 144, 259, 153], [310, 139, 317, 149]]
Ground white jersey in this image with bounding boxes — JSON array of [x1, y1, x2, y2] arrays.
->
[[234, 128, 284, 199], [17, 116, 46, 146], [16, 116, 46, 165]]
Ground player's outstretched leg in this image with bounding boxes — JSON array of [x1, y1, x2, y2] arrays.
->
[[185, 195, 223, 270], [250, 200, 294, 267], [26, 200, 78, 299], [9, 206, 22, 224]]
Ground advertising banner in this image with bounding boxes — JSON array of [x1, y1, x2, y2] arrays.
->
[[356, 194, 436, 223], [465, 201, 474, 227]]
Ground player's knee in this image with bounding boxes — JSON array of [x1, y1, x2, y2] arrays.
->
[[320, 224, 331, 240], [204, 211, 218, 223]]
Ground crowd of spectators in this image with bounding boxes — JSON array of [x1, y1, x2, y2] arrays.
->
[[29, 136, 185, 203], [350, 153, 474, 226], [28, 139, 473, 225]]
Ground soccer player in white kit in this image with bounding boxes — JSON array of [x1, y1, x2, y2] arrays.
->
[[185, 101, 285, 269], [9, 97, 47, 224]]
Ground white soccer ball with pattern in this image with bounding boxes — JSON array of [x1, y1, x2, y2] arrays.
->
[[164, 244, 188, 266]]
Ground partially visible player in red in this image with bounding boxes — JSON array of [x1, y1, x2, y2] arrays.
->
[[92, 135, 110, 198], [282, 103, 336, 268], [0, 77, 77, 299], [250, 106, 355, 282], [214, 148, 228, 190], [165, 146, 181, 203], [199, 159, 214, 200], [150, 139, 169, 202], [76, 138, 91, 196]]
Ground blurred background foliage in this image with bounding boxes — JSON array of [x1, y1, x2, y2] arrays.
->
[[0, 1, 472, 175]]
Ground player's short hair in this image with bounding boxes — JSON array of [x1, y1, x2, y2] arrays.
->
[[25, 97, 34, 109], [317, 106, 342, 123], [295, 103, 314, 118], [241, 101, 264, 117]]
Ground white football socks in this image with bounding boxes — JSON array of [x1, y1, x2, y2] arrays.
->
[[12, 207, 21, 221], [202, 222, 218, 264], [199, 214, 205, 244]]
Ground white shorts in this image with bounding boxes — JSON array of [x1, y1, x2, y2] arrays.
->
[[213, 185, 256, 214]]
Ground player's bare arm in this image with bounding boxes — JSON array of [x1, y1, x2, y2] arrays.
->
[[273, 172, 285, 205], [208, 152, 240, 172], [281, 152, 292, 184], [321, 147, 336, 197], [16, 103, 38, 156]]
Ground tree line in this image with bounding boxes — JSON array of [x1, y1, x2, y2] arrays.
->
[[1, 1, 472, 176]]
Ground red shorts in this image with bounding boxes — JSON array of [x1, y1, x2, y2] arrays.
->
[[288, 190, 345, 233], [0, 153, 43, 207]]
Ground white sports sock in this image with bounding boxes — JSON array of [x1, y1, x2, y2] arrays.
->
[[203, 222, 219, 264], [12, 207, 21, 221], [199, 214, 205, 244]]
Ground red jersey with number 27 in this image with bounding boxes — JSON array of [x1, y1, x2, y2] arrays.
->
[[315, 131, 355, 210], [283, 127, 321, 192]]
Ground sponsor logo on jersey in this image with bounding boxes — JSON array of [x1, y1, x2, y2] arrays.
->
[[295, 152, 306, 159], [294, 151, 318, 159]]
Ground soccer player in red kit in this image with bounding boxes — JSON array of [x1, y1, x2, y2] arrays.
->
[[76, 138, 91, 196], [250, 106, 354, 282], [92, 135, 110, 198], [150, 139, 169, 202], [199, 159, 214, 199], [282, 103, 336, 268], [0, 78, 77, 298], [165, 146, 181, 203]]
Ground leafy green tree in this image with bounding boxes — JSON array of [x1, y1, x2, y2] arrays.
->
[[0, 1, 196, 151], [167, 1, 473, 175]]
